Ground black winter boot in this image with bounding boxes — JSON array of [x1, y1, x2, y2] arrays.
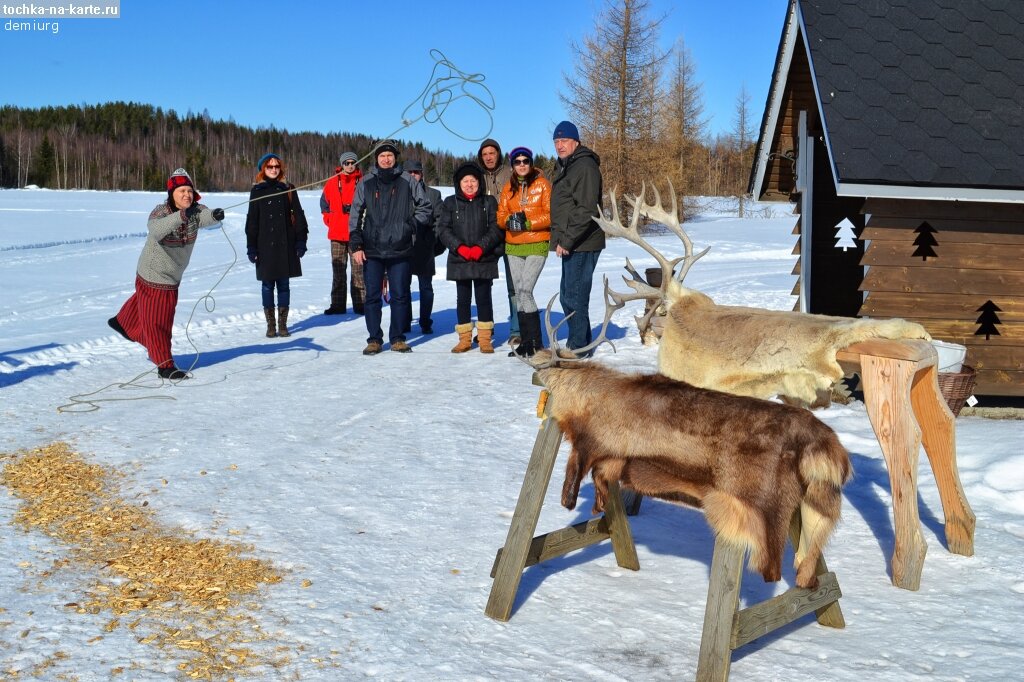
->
[[512, 311, 543, 357]]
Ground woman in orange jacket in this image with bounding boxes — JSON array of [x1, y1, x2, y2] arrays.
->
[[496, 146, 551, 356]]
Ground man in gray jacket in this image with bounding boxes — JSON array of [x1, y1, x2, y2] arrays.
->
[[550, 121, 605, 355], [478, 138, 519, 345], [349, 140, 433, 355]]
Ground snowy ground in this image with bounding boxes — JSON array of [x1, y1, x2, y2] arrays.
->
[[1, 188, 1023, 680]]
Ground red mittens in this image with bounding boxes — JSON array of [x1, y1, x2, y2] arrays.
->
[[457, 245, 484, 261]]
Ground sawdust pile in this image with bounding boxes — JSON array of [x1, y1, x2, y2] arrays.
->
[[1, 442, 290, 679]]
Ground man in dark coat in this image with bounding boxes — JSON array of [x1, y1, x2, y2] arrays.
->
[[403, 159, 443, 334], [550, 120, 605, 355], [349, 140, 433, 355]]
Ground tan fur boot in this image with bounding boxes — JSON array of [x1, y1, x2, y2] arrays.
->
[[477, 320, 495, 354], [277, 306, 290, 337], [451, 322, 474, 353], [264, 307, 277, 338]]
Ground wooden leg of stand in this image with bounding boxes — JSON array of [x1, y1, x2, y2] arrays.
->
[[788, 513, 844, 628], [909, 365, 976, 556], [485, 417, 564, 621], [859, 355, 928, 590], [603, 481, 640, 571], [696, 538, 744, 682]]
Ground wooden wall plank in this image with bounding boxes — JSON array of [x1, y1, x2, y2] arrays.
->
[[895, 319, 1023, 345], [861, 266, 1024, 295], [862, 242, 1024, 270], [971, 370, 1024, 397], [862, 226, 1024, 245], [861, 292, 1024, 321], [865, 199, 1024, 222]]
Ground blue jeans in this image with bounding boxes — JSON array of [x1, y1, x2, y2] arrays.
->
[[261, 278, 290, 308], [363, 257, 411, 344], [559, 250, 601, 351]]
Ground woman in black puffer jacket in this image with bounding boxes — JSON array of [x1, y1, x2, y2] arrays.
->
[[436, 162, 504, 353], [245, 153, 309, 338]]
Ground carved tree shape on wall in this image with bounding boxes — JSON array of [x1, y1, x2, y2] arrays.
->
[[834, 217, 857, 251], [912, 221, 938, 260], [975, 300, 1003, 340]]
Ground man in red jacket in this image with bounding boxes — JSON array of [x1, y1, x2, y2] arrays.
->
[[319, 151, 366, 314]]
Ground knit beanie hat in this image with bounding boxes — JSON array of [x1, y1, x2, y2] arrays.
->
[[256, 152, 281, 170], [374, 139, 400, 159], [552, 120, 580, 141], [508, 146, 534, 163], [339, 151, 358, 165], [166, 168, 200, 202]]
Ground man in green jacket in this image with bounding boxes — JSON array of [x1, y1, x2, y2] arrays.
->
[[550, 121, 604, 355]]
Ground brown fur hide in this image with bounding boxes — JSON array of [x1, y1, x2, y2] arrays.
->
[[658, 286, 930, 406], [538, 363, 852, 588]]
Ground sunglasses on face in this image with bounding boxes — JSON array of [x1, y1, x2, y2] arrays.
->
[[265, 164, 281, 169], [342, 161, 355, 166], [513, 158, 531, 166]]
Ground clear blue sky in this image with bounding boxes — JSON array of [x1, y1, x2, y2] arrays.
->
[[1, 0, 789, 158]]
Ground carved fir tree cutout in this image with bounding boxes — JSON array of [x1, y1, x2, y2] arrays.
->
[[912, 220, 938, 260], [834, 218, 857, 251], [975, 300, 1003, 340]]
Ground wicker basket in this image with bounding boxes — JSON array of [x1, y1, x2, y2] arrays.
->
[[937, 365, 977, 417]]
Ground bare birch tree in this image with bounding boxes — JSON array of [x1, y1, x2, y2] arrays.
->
[[733, 84, 755, 217]]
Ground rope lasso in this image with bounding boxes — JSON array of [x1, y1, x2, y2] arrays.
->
[[59, 49, 495, 413]]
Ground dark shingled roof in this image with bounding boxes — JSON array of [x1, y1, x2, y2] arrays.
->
[[801, 0, 1024, 190]]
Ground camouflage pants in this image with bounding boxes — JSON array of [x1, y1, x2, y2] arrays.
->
[[330, 241, 365, 312]]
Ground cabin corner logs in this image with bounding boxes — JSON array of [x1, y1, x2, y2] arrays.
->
[[855, 199, 1023, 397]]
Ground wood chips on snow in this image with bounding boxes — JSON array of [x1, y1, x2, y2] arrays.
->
[[1, 442, 292, 680]]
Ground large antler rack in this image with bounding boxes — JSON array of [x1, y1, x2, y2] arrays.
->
[[523, 279, 623, 371], [594, 180, 711, 339]]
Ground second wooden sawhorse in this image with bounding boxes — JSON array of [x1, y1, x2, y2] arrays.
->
[[836, 339, 975, 590]]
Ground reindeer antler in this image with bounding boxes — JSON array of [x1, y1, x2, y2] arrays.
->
[[594, 180, 711, 337], [522, 278, 621, 370]]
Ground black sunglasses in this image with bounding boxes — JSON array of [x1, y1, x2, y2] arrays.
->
[[342, 160, 356, 166], [512, 158, 531, 166]]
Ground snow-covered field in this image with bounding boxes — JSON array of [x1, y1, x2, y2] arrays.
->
[[1, 188, 1022, 680]]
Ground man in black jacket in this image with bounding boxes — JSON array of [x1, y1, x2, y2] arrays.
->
[[349, 140, 433, 354], [550, 121, 605, 355]]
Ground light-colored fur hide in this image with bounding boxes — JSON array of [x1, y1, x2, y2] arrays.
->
[[658, 282, 931, 405]]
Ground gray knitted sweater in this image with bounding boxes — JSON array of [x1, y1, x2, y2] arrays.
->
[[137, 202, 217, 286]]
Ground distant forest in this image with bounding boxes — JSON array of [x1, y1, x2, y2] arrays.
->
[[0, 102, 490, 192]]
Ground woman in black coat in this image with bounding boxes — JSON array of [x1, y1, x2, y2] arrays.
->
[[245, 153, 309, 338], [436, 162, 504, 353]]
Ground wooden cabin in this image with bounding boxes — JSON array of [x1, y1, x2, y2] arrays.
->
[[749, 0, 1024, 397]]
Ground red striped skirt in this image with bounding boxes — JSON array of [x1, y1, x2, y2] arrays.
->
[[115, 276, 179, 368]]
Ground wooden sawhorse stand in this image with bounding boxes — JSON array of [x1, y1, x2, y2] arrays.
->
[[485, 382, 845, 680], [837, 339, 976, 590]]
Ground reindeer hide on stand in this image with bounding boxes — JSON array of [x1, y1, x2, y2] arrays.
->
[[537, 363, 852, 589], [659, 290, 930, 406], [592, 182, 930, 408]]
